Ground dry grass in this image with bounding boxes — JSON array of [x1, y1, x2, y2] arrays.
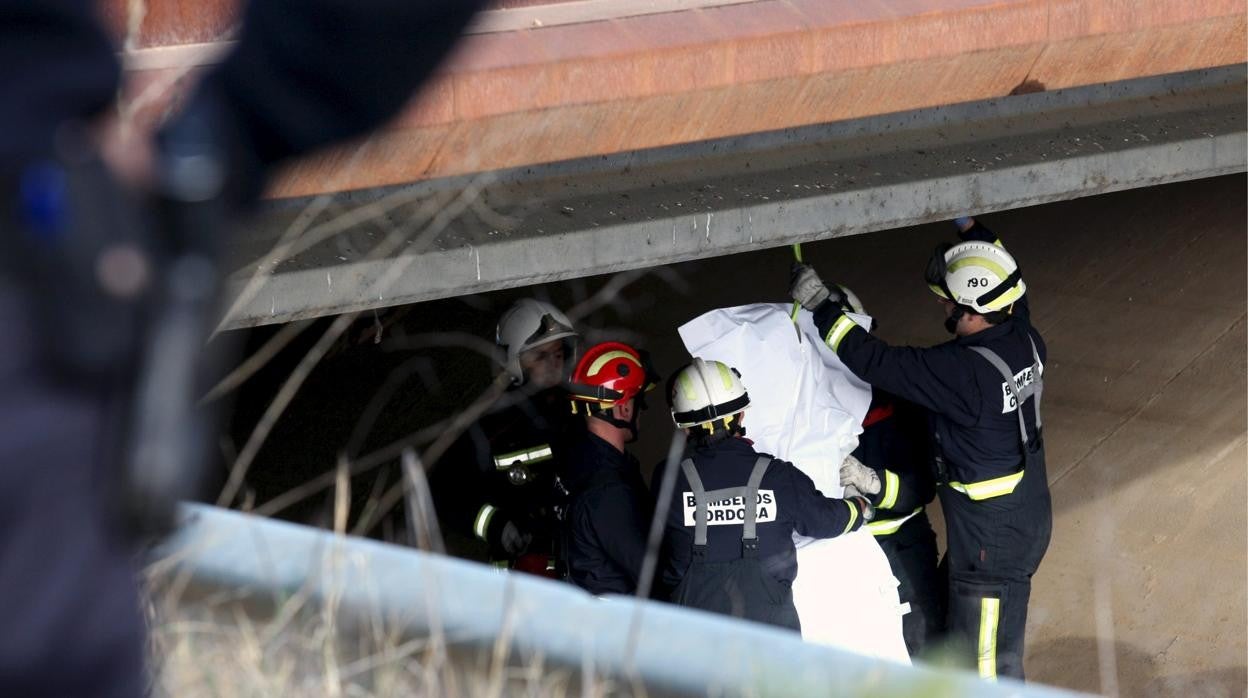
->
[[143, 564, 649, 698]]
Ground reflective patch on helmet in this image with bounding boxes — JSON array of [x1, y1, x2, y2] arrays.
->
[[948, 255, 1008, 281], [677, 371, 699, 402], [984, 282, 1025, 310], [587, 350, 638, 377]]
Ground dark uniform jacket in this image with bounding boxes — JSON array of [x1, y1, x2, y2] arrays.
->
[[814, 224, 1046, 497], [562, 432, 651, 595], [434, 388, 576, 560], [655, 436, 864, 595]]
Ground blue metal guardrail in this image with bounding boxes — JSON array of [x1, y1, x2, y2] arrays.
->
[[153, 504, 1087, 697]]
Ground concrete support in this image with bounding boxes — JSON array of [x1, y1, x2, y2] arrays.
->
[[217, 67, 1246, 330]]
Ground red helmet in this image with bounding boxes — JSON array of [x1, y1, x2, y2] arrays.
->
[[567, 342, 647, 413]]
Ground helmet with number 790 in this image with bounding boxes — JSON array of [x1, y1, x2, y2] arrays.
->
[[924, 240, 1026, 314]]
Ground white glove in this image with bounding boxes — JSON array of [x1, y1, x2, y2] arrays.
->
[[790, 263, 832, 311], [840, 455, 881, 496], [500, 520, 532, 556]]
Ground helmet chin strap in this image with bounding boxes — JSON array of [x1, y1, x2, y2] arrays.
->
[[593, 408, 639, 442], [945, 305, 966, 335]]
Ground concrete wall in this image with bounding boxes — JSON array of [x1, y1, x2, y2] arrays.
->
[[618, 175, 1247, 694]]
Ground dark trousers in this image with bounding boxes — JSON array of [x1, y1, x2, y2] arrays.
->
[[0, 281, 145, 697], [939, 445, 1052, 681], [671, 550, 801, 632], [876, 512, 946, 658]]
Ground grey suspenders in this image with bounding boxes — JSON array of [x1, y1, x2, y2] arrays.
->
[[679, 456, 772, 548], [968, 336, 1044, 446]]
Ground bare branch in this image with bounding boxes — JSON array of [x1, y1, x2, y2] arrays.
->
[[359, 374, 511, 534], [201, 319, 313, 404], [565, 268, 650, 323], [218, 312, 358, 507], [624, 430, 685, 677], [218, 172, 495, 507], [381, 331, 504, 365], [401, 449, 445, 554]]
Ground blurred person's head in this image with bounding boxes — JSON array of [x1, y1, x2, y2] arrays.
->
[[496, 299, 577, 388]]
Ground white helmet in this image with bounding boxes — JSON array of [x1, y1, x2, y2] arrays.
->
[[836, 284, 866, 315], [670, 358, 750, 429], [496, 299, 578, 384], [925, 241, 1026, 314]]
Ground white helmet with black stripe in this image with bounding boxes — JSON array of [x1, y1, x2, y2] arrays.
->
[[669, 358, 750, 429], [925, 241, 1026, 314], [496, 299, 578, 385]]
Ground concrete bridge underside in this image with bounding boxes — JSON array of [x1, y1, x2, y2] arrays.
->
[[214, 66, 1245, 330], [103, 1, 1246, 328]]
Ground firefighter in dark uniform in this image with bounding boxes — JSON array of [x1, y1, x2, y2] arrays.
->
[[435, 299, 580, 576], [1, 1, 485, 694], [830, 285, 946, 658], [790, 217, 1051, 680], [841, 396, 945, 658], [655, 358, 874, 632], [841, 395, 947, 657], [561, 342, 654, 595]]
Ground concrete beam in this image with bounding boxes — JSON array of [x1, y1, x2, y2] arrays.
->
[[217, 67, 1246, 330], [113, 0, 1246, 196]]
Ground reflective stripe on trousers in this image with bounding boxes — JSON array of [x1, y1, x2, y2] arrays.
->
[[947, 470, 1024, 500], [978, 597, 1001, 680]]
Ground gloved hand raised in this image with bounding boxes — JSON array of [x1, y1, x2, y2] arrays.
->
[[840, 454, 881, 496], [500, 520, 533, 556], [789, 263, 842, 311]]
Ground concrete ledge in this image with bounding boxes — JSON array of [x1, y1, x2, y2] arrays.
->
[[217, 67, 1247, 329]]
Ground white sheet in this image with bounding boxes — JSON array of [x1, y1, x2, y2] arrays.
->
[[678, 303, 910, 664]]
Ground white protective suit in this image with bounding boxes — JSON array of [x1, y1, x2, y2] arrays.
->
[[679, 303, 910, 664]]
